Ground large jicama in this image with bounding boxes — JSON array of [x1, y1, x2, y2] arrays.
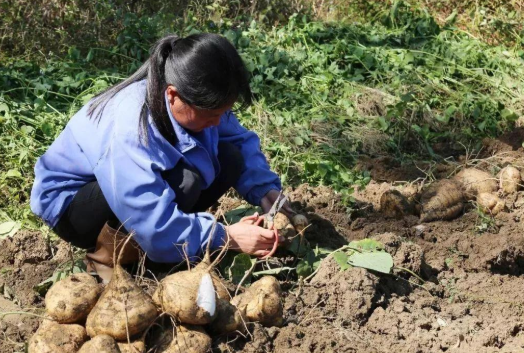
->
[[379, 189, 413, 219], [77, 335, 120, 353], [231, 276, 283, 327], [155, 324, 212, 353], [477, 193, 505, 215], [85, 236, 158, 340], [420, 180, 464, 222], [209, 298, 247, 335], [45, 273, 102, 323], [499, 166, 521, 194], [117, 338, 146, 353], [153, 223, 229, 325], [454, 168, 497, 199], [28, 320, 87, 353]]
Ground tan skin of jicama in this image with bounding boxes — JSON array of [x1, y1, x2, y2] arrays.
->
[[167, 86, 302, 257]]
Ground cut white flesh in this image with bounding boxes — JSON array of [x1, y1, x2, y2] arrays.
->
[[196, 273, 216, 317]]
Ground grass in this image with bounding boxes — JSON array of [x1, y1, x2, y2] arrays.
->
[[1, 1, 524, 232]]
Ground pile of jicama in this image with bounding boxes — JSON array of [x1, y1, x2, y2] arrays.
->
[[379, 165, 523, 222], [27, 218, 298, 353]]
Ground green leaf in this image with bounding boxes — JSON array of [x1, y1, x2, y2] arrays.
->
[[332, 251, 350, 270], [287, 235, 309, 257], [501, 108, 518, 121], [348, 252, 393, 274], [228, 253, 254, 285], [0, 221, 19, 238], [86, 49, 94, 62], [253, 267, 294, 276], [223, 206, 262, 224], [5, 169, 22, 178], [296, 250, 319, 278], [20, 125, 34, 134], [377, 117, 389, 131], [293, 136, 304, 146], [40, 122, 54, 137]]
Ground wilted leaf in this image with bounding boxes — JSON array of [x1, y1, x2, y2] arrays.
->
[[0, 221, 19, 238]]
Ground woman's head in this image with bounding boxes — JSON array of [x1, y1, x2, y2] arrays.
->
[[88, 33, 252, 142]]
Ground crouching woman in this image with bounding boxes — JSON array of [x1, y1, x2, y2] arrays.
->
[[30, 33, 298, 282]]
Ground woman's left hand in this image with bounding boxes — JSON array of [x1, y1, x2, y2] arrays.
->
[[260, 189, 296, 220]]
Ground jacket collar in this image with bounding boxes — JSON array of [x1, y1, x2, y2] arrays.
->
[[164, 92, 197, 153]]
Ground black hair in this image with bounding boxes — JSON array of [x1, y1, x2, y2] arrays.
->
[[87, 33, 252, 145]]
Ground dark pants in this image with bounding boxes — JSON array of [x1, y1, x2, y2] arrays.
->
[[54, 142, 244, 249]]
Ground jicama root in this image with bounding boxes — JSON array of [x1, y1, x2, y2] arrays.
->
[[153, 223, 229, 325], [380, 189, 413, 219], [272, 213, 297, 239], [117, 338, 146, 353], [231, 276, 283, 327], [499, 166, 521, 194], [477, 193, 505, 215], [28, 320, 87, 353], [85, 264, 158, 340], [209, 298, 247, 335], [77, 335, 120, 353], [155, 324, 212, 353], [290, 214, 308, 233], [420, 180, 464, 222], [454, 168, 497, 200], [45, 273, 102, 323]]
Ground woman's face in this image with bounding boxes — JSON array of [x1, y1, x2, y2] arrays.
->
[[166, 85, 233, 133]]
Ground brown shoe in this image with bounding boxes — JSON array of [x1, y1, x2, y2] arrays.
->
[[85, 221, 142, 284]]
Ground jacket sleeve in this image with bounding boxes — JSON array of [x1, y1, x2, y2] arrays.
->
[[93, 129, 226, 263], [218, 111, 281, 206]]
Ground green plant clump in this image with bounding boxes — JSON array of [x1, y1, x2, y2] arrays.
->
[[1, 1, 524, 230]]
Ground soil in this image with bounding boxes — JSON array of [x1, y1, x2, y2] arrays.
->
[[2, 130, 524, 353]]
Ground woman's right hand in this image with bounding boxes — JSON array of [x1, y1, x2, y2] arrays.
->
[[225, 219, 282, 257]]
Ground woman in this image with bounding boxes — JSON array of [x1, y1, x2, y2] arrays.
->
[[30, 33, 298, 282]]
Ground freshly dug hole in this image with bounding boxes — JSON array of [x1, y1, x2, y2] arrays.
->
[[86, 265, 157, 340], [29, 320, 87, 353], [499, 166, 521, 194], [45, 272, 102, 323], [78, 334, 120, 353], [420, 180, 464, 222], [155, 324, 212, 353], [454, 168, 497, 199], [209, 298, 247, 335], [231, 276, 283, 327]]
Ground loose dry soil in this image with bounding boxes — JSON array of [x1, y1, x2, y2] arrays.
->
[[2, 130, 524, 352]]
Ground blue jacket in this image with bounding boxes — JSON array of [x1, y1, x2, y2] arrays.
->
[[30, 80, 281, 262]]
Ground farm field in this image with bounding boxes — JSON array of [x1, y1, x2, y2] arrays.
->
[[1, 1, 524, 352]]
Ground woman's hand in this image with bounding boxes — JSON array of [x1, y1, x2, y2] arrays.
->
[[226, 221, 282, 257], [260, 189, 296, 219]]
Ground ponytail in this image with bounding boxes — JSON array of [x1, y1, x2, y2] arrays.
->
[[88, 33, 252, 145]]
